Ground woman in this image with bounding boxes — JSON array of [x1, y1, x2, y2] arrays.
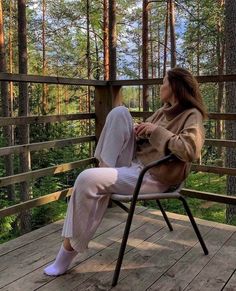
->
[[44, 67, 207, 276]]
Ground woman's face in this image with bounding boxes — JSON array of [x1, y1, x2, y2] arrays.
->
[[160, 75, 176, 104]]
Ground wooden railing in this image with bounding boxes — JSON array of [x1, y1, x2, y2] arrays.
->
[[0, 72, 236, 219]]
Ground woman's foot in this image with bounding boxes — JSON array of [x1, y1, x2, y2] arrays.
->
[[44, 244, 77, 276]]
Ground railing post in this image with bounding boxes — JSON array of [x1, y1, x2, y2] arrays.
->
[[94, 85, 122, 141]]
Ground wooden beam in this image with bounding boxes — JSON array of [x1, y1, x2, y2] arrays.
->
[[94, 85, 122, 140], [1, 187, 236, 219], [0, 73, 236, 87], [110, 79, 163, 86], [0, 136, 96, 156], [0, 72, 107, 86], [130, 111, 153, 118], [191, 164, 236, 176], [2, 136, 234, 163], [109, 74, 236, 86], [208, 113, 236, 120], [0, 113, 95, 126], [0, 158, 96, 187], [204, 139, 236, 148], [181, 188, 236, 205], [0, 188, 73, 218], [130, 111, 236, 121]]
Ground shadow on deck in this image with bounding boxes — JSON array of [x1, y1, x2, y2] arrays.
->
[[1, 206, 236, 291]]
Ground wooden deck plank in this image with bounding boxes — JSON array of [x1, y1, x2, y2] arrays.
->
[[223, 271, 236, 290], [184, 231, 236, 291], [0, 220, 63, 257], [1, 207, 236, 291], [0, 206, 146, 290], [36, 210, 167, 291], [1, 208, 165, 291], [75, 212, 211, 291], [109, 220, 211, 291], [0, 206, 145, 289], [146, 227, 235, 291]]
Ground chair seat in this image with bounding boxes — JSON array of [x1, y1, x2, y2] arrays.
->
[[111, 191, 181, 201]]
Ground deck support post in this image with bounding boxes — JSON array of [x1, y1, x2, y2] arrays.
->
[[94, 85, 122, 141]]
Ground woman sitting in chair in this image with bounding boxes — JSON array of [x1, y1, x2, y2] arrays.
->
[[44, 67, 207, 276]]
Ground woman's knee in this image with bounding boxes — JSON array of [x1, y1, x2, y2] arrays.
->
[[107, 106, 130, 120], [75, 168, 95, 188], [74, 167, 117, 194]]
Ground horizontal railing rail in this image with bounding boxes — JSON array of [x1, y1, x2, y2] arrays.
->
[[1, 73, 236, 86], [204, 139, 236, 148], [130, 111, 236, 120], [191, 164, 236, 176], [0, 72, 107, 86], [0, 136, 234, 158], [0, 136, 96, 156], [110, 74, 236, 86], [0, 158, 96, 187], [0, 113, 96, 126], [0, 188, 74, 218], [1, 186, 236, 219], [181, 189, 236, 205]]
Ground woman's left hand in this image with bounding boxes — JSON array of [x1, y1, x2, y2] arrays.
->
[[135, 122, 157, 137]]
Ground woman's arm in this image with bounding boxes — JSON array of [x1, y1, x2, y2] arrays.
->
[[148, 111, 205, 162]]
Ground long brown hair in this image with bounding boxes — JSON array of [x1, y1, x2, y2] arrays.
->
[[167, 67, 208, 119]]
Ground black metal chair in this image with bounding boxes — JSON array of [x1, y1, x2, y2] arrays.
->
[[111, 153, 208, 287]]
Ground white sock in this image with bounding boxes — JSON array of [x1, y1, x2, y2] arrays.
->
[[44, 244, 77, 276]]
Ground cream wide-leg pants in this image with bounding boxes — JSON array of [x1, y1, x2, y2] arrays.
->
[[62, 106, 168, 252]]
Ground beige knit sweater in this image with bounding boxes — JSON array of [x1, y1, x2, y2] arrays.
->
[[136, 102, 205, 186]]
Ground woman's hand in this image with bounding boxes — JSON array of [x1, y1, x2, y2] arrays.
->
[[134, 122, 157, 138]]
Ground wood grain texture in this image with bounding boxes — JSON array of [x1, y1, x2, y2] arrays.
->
[[1, 207, 236, 291]]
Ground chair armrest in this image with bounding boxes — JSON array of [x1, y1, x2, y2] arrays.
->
[[140, 153, 177, 177], [132, 153, 177, 201]]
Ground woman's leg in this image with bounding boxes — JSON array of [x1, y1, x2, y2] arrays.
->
[[44, 164, 168, 276], [44, 106, 136, 276], [94, 106, 135, 168]]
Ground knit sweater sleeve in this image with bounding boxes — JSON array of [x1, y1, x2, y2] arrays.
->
[[149, 111, 205, 162]]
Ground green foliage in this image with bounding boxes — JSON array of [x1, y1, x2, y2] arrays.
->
[[31, 200, 67, 229], [0, 199, 17, 243], [144, 172, 228, 225]]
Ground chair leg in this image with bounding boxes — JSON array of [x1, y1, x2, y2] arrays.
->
[[178, 195, 208, 255], [112, 202, 137, 287], [156, 200, 173, 231], [112, 200, 130, 213]]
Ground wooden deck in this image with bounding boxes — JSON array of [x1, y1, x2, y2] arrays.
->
[[1, 206, 236, 291]]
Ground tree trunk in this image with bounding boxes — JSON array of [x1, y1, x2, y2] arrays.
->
[[138, 22, 141, 111], [0, 0, 15, 201], [196, 0, 200, 75], [9, 0, 14, 122], [216, 0, 225, 159], [86, 0, 92, 155], [56, 84, 61, 114], [163, 0, 169, 76], [142, 0, 149, 111], [17, 0, 31, 233], [225, 0, 236, 223], [149, 8, 155, 111], [93, 27, 100, 80], [157, 22, 161, 78], [169, 0, 176, 68], [103, 0, 109, 80], [108, 0, 116, 81], [42, 0, 47, 115]]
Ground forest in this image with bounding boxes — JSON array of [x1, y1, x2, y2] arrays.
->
[[0, 0, 236, 244]]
